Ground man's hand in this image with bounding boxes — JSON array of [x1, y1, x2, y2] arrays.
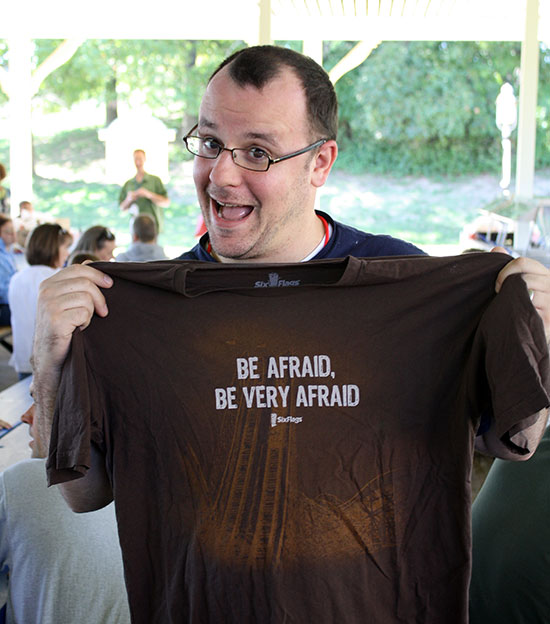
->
[[34, 264, 113, 369], [493, 247, 550, 341], [120, 190, 137, 211], [134, 187, 149, 199], [32, 264, 113, 448], [134, 186, 169, 207]]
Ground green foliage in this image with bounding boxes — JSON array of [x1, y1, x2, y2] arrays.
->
[[0, 41, 7, 105], [2, 38, 550, 178], [35, 39, 244, 127], [329, 41, 550, 175], [0, 138, 8, 166], [33, 127, 105, 167]]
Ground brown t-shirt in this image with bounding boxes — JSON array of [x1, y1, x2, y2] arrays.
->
[[48, 254, 550, 624]]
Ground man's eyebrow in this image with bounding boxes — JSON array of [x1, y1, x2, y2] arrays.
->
[[197, 120, 281, 148], [198, 118, 216, 130], [245, 131, 280, 148]]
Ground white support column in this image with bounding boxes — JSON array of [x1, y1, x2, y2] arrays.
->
[[258, 0, 272, 45], [515, 0, 539, 199], [7, 37, 34, 214]]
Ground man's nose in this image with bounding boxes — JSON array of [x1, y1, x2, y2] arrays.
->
[[21, 404, 35, 425], [209, 149, 243, 187]]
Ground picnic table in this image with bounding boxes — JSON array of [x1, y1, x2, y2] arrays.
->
[[0, 376, 33, 472], [0, 327, 12, 354]]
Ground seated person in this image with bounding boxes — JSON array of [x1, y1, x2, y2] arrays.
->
[[11, 227, 29, 272], [469, 426, 550, 624], [72, 225, 116, 262], [0, 216, 16, 326], [0, 403, 131, 624], [8, 224, 72, 379], [116, 214, 167, 262]]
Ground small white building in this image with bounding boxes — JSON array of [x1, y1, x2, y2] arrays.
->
[[98, 109, 176, 184]]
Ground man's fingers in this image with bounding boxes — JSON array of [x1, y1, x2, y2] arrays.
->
[[491, 246, 509, 255], [49, 263, 113, 286], [33, 266, 114, 379], [495, 256, 550, 293], [39, 266, 112, 318], [46, 292, 100, 333], [493, 254, 550, 341]]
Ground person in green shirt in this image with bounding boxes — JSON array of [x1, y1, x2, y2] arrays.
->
[[119, 149, 169, 233]]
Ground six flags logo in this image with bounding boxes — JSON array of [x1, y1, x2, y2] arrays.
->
[[254, 272, 301, 288]]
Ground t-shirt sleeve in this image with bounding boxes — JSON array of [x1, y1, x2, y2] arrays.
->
[[46, 329, 104, 486], [154, 176, 167, 197], [469, 273, 550, 455]]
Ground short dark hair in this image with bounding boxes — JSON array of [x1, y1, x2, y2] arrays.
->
[[68, 251, 99, 265], [210, 45, 338, 140], [0, 164, 5, 182], [26, 223, 72, 268], [0, 215, 12, 231], [74, 225, 115, 254], [133, 214, 157, 243]]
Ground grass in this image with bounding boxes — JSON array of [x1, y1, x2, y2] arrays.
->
[[319, 171, 506, 246], [2, 128, 549, 253]]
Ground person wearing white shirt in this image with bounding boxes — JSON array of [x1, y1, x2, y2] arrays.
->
[[8, 224, 72, 378]]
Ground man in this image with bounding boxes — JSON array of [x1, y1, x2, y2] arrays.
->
[[119, 149, 169, 233], [33, 46, 550, 622], [115, 213, 167, 262], [17, 200, 36, 230], [0, 403, 130, 623]]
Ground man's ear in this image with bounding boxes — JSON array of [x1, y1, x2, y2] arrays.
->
[[310, 140, 338, 188]]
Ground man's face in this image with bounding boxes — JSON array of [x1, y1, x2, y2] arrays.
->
[[57, 240, 72, 268], [97, 240, 116, 262], [193, 67, 323, 263], [0, 220, 15, 247], [21, 404, 47, 459], [134, 150, 146, 170]]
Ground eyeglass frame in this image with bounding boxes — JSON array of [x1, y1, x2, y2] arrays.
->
[[183, 124, 328, 172]]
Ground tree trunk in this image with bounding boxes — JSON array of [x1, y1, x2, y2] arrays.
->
[[105, 74, 118, 126]]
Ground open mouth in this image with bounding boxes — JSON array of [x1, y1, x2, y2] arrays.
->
[[212, 198, 254, 222]]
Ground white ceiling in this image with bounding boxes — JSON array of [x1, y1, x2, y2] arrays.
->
[[2, 0, 549, 42]]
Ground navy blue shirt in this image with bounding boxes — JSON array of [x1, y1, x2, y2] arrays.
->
[[178, 211, 424, 261]]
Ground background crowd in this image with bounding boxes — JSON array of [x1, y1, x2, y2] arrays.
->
[[0, 164, 168, 381]]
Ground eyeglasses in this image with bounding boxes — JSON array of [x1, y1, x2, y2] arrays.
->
[[183, 125, 328, 172]]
